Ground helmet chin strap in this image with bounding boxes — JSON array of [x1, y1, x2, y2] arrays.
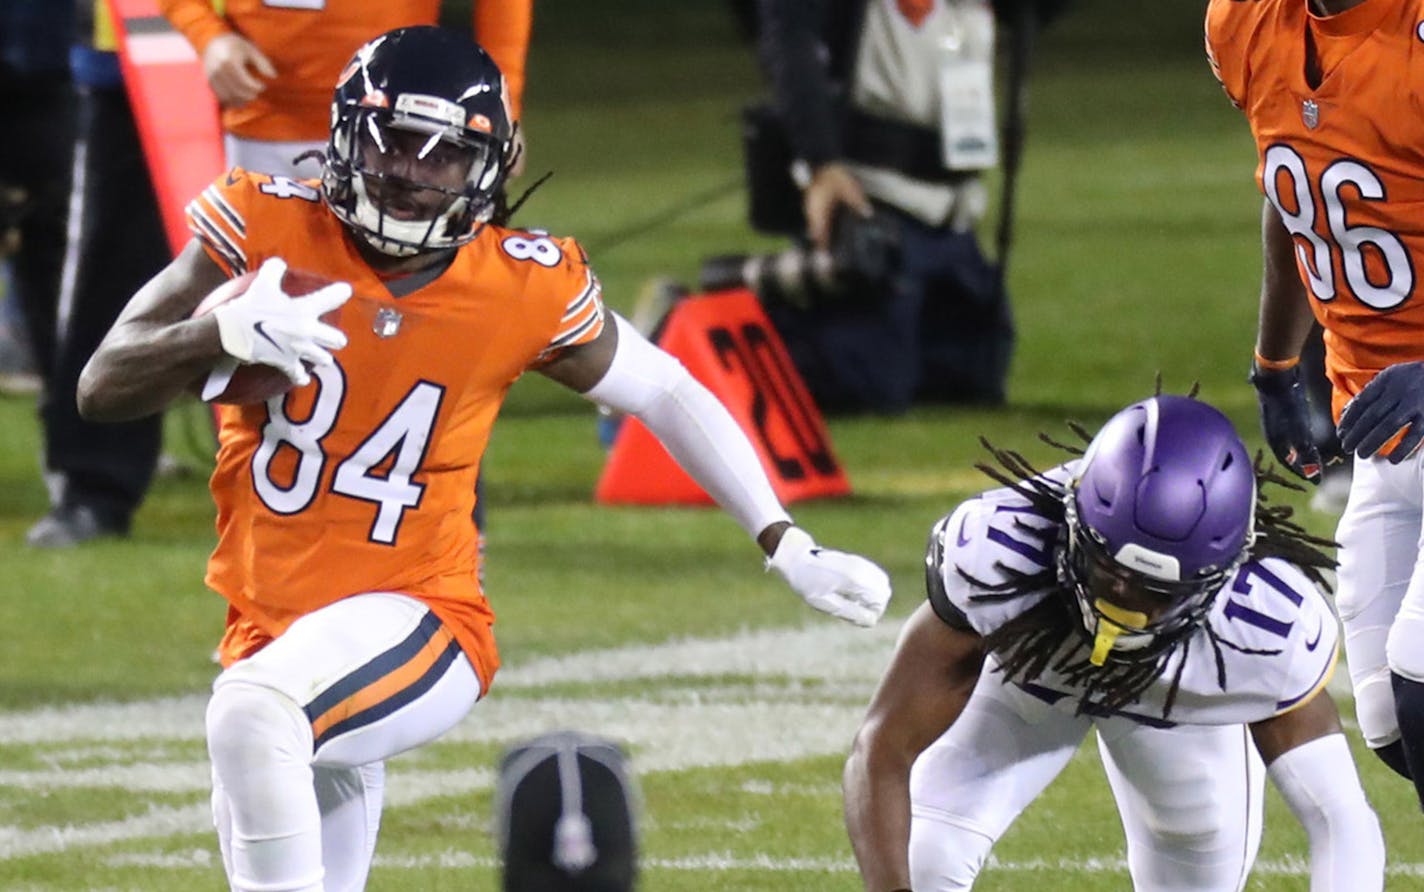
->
[[1089, 599, 1151, 667]]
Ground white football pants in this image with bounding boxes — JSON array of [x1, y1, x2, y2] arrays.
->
[[908, 672, 1264, 891], [207, 592, 482, 892], [223, 134, 326, 181], [1334, 448, 1424, 749]]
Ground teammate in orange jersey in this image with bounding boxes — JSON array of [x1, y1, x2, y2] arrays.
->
[[159, 0, 530, 177], [77, 26, 892, 891], [1206, 0, 1424, 805]]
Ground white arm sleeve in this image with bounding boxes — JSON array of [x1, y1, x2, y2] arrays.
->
[[1267, 733, 1384, 892], [584, 313, 792, 537]]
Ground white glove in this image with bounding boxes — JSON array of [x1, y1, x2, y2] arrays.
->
[[767, 526, 891, 627], [211, 257, 351, 386]]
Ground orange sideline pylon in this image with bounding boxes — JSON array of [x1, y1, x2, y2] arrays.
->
[[595, 288, 851, 506], [105, 0, 225, 256]]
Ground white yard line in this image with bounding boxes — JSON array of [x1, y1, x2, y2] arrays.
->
[[102, 849, 1424, 878]]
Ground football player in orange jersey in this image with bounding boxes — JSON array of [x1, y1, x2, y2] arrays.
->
[[159, 0, 531, 178], [1206, 0, 1424, 807], [77, 26, 892, 892]]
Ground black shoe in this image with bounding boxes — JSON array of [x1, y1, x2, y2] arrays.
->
[[25, 504, 128, 549]]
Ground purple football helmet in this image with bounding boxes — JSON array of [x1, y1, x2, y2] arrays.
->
[[1060, 396, 1256, 663]]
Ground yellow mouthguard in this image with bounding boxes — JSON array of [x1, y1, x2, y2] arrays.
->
[[1089, 599, 1151, 666]]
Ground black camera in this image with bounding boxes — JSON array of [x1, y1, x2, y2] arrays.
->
[[699, 206, 900, 309]]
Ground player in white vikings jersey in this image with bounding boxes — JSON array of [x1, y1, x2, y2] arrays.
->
[[843, 394, 1384, 892]]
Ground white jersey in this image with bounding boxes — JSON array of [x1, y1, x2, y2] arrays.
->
[[927, 470, 1341, 728]]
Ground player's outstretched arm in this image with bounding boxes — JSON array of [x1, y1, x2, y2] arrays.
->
[[845, 602, 984, 892], [540, 312, 891, 626], [1250, 692, 1385, 892]]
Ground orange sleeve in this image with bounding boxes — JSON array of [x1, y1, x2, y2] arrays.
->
[[473, 0, 532, 118], [158, 0, 232, 57], [531, 239, 606, 365], [1204, 0, 1246, 110], [185, 168, 256, 277]]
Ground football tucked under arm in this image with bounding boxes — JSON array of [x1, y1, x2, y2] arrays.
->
[[189, 258, 350, 405]]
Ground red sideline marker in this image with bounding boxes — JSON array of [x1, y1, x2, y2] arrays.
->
[[105, 0, 225, 256]]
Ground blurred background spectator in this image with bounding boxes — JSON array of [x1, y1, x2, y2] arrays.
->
[[21, 0, 169, 548], [0, 3, 74, 398], [159, 0, 531, 179], [698, 0, 1031, 415]]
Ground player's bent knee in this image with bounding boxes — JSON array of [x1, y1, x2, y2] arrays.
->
[[1387, 618, 1424, 682], [206, 681, 314, 772]]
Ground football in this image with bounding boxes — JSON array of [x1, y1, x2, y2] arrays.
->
[[190, 266, 343, 405]]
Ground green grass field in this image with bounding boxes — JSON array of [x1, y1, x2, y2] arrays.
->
[[1, 1, 1420, 889]]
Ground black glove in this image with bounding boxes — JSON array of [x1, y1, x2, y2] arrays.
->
[[1338, 361, 1424, 462], [1250, 358, 1323, 483]]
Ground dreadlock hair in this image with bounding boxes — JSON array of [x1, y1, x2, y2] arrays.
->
[[492, 168, 552, 227], [961, 405, 1337, 720]]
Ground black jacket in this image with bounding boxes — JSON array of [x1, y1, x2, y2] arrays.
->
[[754, 0, 867, 170]]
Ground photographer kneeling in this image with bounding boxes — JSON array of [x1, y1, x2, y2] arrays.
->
[[710, 0, 1016, 414]]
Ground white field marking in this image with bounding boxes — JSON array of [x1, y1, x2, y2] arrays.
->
[[496, 622, 901, 688], [0, 620, 1369, 864], [0, 624, 888, 860], [0, 623, 894, 746], [0, 803, 211, 858], [737, 779, 841, 797], [98, 849, 1424, 878], [661, 815, 765, 833], [0, 763, 209, 793], [437, 698, 862, 771], [0, 696, 206, 744]]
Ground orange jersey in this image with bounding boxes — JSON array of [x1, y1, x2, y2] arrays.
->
[[185, 168, 604, 685], [1206, 0, 1424, 418], [159, 0, 529, 141]]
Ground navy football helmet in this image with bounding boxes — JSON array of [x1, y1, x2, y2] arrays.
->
[[1059, 396, 1256, 665], [323, 26, 513, 257]]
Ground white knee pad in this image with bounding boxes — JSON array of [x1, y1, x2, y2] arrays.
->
[[1355, 667, 1402, 749], [206, 681, 323, 892], [908, 812, 995, 892], [1388, 615, 1424, 682], [207, 681, 315, 774]]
